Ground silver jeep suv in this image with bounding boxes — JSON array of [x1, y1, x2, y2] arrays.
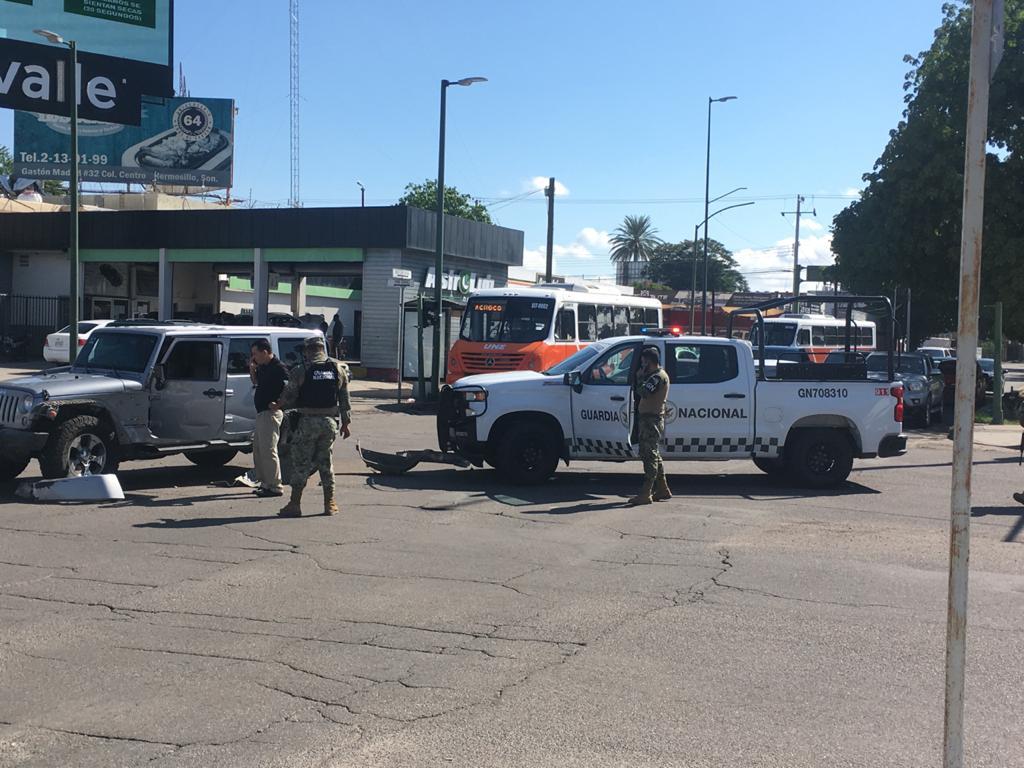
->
[[0, 321, 320, 480]]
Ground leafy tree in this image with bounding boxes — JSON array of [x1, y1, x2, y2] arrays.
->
[[831, 1, 1024, 342], [609, 214, 661, 263], [644, 239, 748, 293], [399, 179, 492, 223]]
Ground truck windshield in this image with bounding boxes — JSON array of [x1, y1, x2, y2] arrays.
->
[[460, 297, 554, 343], [751, 323, 797, 347], [543, 343, 605, 376], [73, 332, 158, 373]]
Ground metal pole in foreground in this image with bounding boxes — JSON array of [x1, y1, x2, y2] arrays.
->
[[545, 177, 555, 282], [690, 223, 700, 333], [944, 1, 995, 765], [396, 286, 404, 405], [700, 98, 712, 335], [993, 301, 1003, 424], [432, 80, 448, 400], [68, 40, 79, 364]]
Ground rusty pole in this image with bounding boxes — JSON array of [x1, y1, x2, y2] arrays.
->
[[944, 1, 995, 765]]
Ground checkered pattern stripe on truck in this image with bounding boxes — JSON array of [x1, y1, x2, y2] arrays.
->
[[569, 438, 634, 457], [663, 436, 781, 457]]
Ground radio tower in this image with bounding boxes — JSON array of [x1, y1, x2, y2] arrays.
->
[[288, 0, 300, 207]]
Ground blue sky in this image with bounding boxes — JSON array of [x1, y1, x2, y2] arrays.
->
[[1, 0, 948, 289]]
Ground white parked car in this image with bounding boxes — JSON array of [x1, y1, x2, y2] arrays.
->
[[43, 320, 115, 363]]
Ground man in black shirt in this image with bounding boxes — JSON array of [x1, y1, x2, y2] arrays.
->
[[250, 339, 290, 497]]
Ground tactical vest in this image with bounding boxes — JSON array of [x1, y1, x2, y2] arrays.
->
[[636, 368, 670, 416], [297, 361, 339, 409]]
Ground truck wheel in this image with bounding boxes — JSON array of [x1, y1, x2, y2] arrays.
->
[[785, 428, 853, 489], [495, 422, 559, 485], [185, 448, 238, 469], [0, 456, 30, 481], [752, 456, 787, 476], [40, 415, 119, 479]]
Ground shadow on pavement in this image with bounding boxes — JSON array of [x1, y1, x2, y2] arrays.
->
[[366, 466, 880, 512], [133, 513, 291, 529], [971, 505, 1024, 543]]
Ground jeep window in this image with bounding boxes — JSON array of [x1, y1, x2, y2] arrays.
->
[[227, 338, 262, 375], [543, 343, 605, 376], [164, 341, 222, 381], [460, 298, 554, 343], [278, 337, 307, 368], [75, 332, 157, 373]]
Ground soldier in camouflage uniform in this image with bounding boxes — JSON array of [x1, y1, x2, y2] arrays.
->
[[629, 346, 672, 506], [270, 336, 352, 517]]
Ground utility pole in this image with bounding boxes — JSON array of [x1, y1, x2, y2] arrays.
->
[[690, 224, 700, 333], [782, 195, 815, 311], [993, 301, 1003, 424], [906, 288, 913, 351], [545, 177, 555, 282]]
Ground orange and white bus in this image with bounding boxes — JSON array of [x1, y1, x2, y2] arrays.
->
[[447, 284, 662, 383], [749, 313, 877, 363]]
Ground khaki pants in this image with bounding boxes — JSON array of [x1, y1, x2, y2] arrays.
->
[[253, 409, 284, 492]]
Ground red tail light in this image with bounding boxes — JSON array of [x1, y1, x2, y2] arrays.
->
[[891, 385, 904, 423], [78, 338, 86, 346]]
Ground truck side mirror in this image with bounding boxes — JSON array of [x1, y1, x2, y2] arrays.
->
[[563, 371, 583, 393]]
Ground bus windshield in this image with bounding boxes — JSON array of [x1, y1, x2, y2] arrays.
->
[[751, 323, 797, 347], [460, 297, 554, 343]]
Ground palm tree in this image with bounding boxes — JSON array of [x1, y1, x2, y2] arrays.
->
[[609, 215, 662, 263]]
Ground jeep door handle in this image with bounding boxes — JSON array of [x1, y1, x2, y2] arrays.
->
[[723, 393, 746, 399], [203, 388, 223, 398], [610, 395, 626, 402]]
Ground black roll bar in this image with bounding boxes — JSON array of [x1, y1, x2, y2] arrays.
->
[[725, 294, 896, 382]]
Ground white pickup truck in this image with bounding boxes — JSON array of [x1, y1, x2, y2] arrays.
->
[[437, 332, 907, 488]]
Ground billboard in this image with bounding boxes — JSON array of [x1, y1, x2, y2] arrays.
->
[[14, 96, 235, 188], [0, 0, 172, 96]]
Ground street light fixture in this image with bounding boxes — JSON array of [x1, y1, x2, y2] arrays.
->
[[35, 29, 80, 363], [432, 75, 487, 398], [701, 95, 738, 334], [689, 198, 754, 333], [356, 181, 365, 207]]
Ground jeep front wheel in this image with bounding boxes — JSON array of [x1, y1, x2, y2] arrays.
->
[[0, 456, 30, 481], [495, 422, 559, 485], [40, 415, 119, 479]]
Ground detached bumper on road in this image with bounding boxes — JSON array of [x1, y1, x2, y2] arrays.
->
[[0, 427, 49, 457], [878, 434, 908, 458]]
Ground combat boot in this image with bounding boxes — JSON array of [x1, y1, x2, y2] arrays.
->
[[278, 487, 303, 518], [627, 479, 655, 506], [653, 474, 672, 502], [323, 488, 339, 516]]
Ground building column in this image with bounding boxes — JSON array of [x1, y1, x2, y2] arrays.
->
[[157, 247, 173, 320], [290, 274, 307, 317], [253, 248, 269, 325]]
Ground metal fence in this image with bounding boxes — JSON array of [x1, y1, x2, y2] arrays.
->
[[0, 294, 69, 359]]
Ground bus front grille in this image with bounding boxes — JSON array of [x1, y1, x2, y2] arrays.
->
[[461, 353, 526, 373]]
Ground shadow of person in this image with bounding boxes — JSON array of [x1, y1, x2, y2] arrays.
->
[[134, 514, 279, 529]]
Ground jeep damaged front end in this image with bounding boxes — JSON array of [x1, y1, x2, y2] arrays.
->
[[437, 384, 488, 466]]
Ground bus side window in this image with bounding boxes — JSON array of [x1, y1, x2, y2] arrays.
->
[[578, 305, 597, 342], [613, 306, 629, 336], [628, 308, 646, 335], [644, 307, 659, 328], [812, 326, 826, 345], [797, 328, 811, 346], [596, 305, 614, 339], [555, 307, 577, 342]]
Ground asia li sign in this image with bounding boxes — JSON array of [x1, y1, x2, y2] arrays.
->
[[423, 268, 495, 295]]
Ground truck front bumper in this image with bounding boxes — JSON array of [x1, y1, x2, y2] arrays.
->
[[877, 434, 908, 458], [436, 387, 484, 465], [0, 427, 49, 457]]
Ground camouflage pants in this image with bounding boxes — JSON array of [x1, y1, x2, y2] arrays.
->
[[288, 415, 339, 492], [637, 414, 665, 489]]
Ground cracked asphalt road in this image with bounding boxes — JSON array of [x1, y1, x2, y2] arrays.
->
[[1, 393, 1023, 767]]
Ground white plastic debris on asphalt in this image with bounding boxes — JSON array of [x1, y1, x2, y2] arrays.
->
[[15, 475, 125, 502]]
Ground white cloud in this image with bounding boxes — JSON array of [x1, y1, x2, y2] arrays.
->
[[734, 233, 835, 292], [526, 176, 570, 196], [522, 227, 611, 275], [800, 217, 824, 232], [843, 186, 862, 197]]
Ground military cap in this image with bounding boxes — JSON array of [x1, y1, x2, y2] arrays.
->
[[304, 335, 327, 349]]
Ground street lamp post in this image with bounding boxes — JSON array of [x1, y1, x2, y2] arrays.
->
[[432, 76, 486, 398], [692, 199, 754, 334], [701, 95, 737, 334], [35, 30, 79, 362], [356, 181, 365, 207]]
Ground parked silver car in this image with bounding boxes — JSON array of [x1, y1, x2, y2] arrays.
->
[[0, 322, 319, 480]]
